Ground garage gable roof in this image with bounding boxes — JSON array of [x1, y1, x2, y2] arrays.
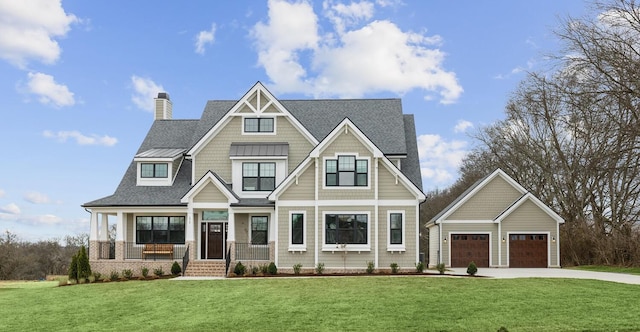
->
[[494, 192, 565, 224], [428, 168, 527, 225]]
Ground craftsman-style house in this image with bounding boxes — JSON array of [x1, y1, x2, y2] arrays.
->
[[83, 82, 425, 276]]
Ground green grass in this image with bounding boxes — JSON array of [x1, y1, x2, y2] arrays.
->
[[0, 280, 59, 289], [569, 265, 640, 275], [0, 276, 639, 331]]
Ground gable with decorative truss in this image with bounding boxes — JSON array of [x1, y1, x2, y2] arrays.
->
[[187, 82, 318, 185]]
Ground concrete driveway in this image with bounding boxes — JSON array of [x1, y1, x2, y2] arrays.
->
[[448, 267, 640, 285]]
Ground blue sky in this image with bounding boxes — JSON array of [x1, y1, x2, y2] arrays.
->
[[0, 0, 588, 241]]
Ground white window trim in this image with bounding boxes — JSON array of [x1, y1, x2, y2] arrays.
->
[[241, 116, 277, 135], [321, 211, 371, 252], [248, 214, 269, 246], [231, 158, 287, 197], [136, 159, 173, 186], [322, 153, 371, 190], [288, 211, 307, 252], [387, 210, 406, 252]]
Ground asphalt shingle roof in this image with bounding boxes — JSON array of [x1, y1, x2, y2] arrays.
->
[[84, 97, 423, 207]]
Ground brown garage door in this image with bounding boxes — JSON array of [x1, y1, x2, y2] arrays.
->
[[509, 234, 547, 268], [451, 234, 489, 267]]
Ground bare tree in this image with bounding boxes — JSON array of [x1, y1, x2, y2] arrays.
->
[[460, 0, 640, 266]]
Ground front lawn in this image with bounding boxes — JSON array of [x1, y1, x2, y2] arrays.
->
[[569, 265, 640, 275], [0, 276, 638, 331]]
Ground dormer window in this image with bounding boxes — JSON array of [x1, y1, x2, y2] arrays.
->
[[141, 163, 168, 178], [244, 118, 274, 133], [134, 148, 184, 186]]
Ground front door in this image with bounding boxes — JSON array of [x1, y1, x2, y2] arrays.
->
[[200, 222, 226, 259]]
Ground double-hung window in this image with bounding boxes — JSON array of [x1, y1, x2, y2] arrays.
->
[[326, 156, 367, 186], [136, 216, 185, 244], [387, 211, 405, 251], [291, 213, 304, 245], [141, 163, 168, 178], [390, 213, 403, 244], [244, 118, 274, 133], [243, 162, 275, 191], [251, 216, 268, 245]]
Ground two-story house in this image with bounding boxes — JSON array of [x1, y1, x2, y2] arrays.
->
[[83, 82, 425, 277]]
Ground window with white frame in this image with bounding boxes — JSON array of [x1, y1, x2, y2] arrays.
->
[[387, 211, 405, 250], [244, 118, 274, 133], [325, 155, 368, 187], [140, 163, 168, 178], [325, 214, 368, 245], [251, 216, 268, 245], [242, 162, 275, 191], [290, 212, 304, 246]]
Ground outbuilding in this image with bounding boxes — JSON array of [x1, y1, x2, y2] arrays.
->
[[426, 169, 564, 268]]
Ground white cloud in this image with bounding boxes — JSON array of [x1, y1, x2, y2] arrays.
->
[[0, 189, 5, 198], [131, 75, 164, 112], [43, 130, 118, 146], [454, 120, 473, 133], [324, 0, 374, 34], [0, 203, 20, 215], [24, 191, 50, 204], [251, 0, 462, 104], [195, 23, 216, 55], [417, 134, 469, 187], [0, 0, 77, 67], [25, 72, 75, 107], [19, 214, 63, 226]]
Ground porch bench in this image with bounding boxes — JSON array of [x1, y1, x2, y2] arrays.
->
[[142, 243, 174, 259]]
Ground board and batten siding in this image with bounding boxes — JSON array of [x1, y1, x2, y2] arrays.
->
[[440, 223, 498, 267], [501, 200, 560, 266], [193, 182, 227, 203], [276, 206, 315, 268], [194, 116, 313, 182], [377, 205, 417, 268], [448, 176, 522, 220]]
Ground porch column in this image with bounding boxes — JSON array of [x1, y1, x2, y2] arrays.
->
[[228, 210, 235, 263], [89, 211, 99, 260], [227, 209, 235, 241], [99, 213, 109, 242], [115, 211, 125, 260], [186, 207, 196, 261]]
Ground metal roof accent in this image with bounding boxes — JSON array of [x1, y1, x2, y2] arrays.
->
[[135, 148, 185, 159], [229, 142, 289, 157]]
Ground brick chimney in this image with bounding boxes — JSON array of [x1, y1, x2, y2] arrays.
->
[[154, 92, 172, 120]]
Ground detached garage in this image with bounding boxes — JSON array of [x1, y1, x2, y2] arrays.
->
[[426, 169, 564, 268]]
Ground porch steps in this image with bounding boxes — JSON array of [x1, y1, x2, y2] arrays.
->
[[184, 261, 227, 277]]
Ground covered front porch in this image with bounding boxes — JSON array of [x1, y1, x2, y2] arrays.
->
[[87, 206, 276, 276]]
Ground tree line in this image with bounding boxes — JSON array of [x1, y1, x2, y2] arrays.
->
[[422, 0, 640, 267], [0, 230, 88, 280]]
